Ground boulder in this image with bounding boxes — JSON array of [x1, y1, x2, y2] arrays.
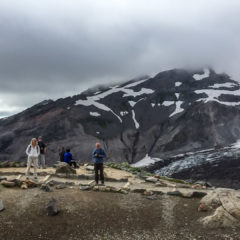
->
[[145, 177, 158, 183], [0, 177, 7, 182], [201, 206, 239, 228], [46, 198, 59, 216], [55, 163, 76, 174], [200, 188, 240, 227], [0, 200, 4, 211], [1, 180, 16, 188]]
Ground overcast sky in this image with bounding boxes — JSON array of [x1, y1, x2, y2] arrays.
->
[[0, 0, 240, 118]]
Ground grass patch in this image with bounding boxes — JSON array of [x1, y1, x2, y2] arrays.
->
[[105, 162, 142, 174], [160, 176, 192, 185]]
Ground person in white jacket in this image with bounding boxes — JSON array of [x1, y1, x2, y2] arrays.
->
[[25, 138, 40, 180]]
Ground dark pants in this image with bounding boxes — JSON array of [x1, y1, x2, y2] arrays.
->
[[94, 163, 104, 184], [69, 161, 77, 168]]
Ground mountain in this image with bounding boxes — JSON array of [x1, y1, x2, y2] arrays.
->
[[1, 68, 240, 186]]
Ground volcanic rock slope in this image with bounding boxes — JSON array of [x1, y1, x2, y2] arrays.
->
[[1, 68, 240, 165]]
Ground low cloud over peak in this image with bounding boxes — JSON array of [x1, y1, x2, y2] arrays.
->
[[0, 0, 240, 117]]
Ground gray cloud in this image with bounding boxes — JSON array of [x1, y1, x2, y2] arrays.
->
[[0, 0, 240, 116]]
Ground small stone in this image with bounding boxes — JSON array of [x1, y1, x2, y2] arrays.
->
[[145, 177, 158, 183], [198, 203, 208, 212], [46, 198, 59, 216], [0, 200, 4, 211], [21, 183, 28, 189], [122, 182, 130, 190], [131, 188, 146, 193], [80, 185, 92, 191], [86, 165, 94, 171], [192, 184, 203, 189], [55, 184, 67, 190], [143, 190, 154, 196], [167, 190, 183, 197]]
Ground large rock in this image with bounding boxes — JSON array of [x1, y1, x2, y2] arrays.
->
[[55, 163, 76, 174], [1, 180, 16, 188], [200, 188, 240, 227], [46, 198, 59, 216]]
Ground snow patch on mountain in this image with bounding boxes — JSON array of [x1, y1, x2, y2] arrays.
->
[[123, 88, 154, 97], [175, 82, 182, 87], [195, 88, 240, 106], [131, 154, 163, 167], [209, 82, 237, 89], [75, 77, 151, 122], [132, 110, 139, 129], [193, 68, 210, 81], [120, 111, 128, 116], [169, 101, 184, 117], [231, 140, 240, 149], [162, 101, 174, 107], [90, 112, 101, 117]]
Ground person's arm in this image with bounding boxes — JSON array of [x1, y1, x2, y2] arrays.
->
[[37, 146, 40, 157], [26, 145, 30, 156], [92, 150, 97, 158], [99, 149, 106, 158], [44, 143, 47, 154]]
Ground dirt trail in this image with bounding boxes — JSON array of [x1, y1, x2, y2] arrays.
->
[[0, 167, 240, 240]]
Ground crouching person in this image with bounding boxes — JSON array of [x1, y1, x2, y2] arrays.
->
[[25, 138, 40, 180], [64, 148, 77, 168], [92, 143, 106, 185]]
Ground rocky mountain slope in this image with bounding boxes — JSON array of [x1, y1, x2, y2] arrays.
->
[[1, 68, 240, 186]]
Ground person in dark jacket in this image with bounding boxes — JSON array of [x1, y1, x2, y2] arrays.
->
[[64, 148, 77, 168], [59, 147, 65, 162], [92, 142, 106, 185]]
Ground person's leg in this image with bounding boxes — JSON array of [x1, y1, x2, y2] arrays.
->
[[25, 156, 32, 179], [100, 163, 104, 184], [94, 163, 99, 184], [73, 162, 77, 168], [41, 154, 46, 169], [33, 157, 38, 179], [38, 155, 41, 168]]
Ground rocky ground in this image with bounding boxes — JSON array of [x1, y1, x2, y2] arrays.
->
[[0, 164, 240, 240]]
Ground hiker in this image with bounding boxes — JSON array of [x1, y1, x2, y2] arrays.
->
[[59, 147, 65, 162], [92, 142, 106, 185], [25, 138, 40, 180], [38, 136, 46, 169], [64, 148, 77, 168]]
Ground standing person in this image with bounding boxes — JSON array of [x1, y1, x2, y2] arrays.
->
[[38, 136, 46, 169], [92, 142, 106, 185], [25, 138, 40, 180], [64, 148, 77, 168], [59, 147, 65, 162]]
